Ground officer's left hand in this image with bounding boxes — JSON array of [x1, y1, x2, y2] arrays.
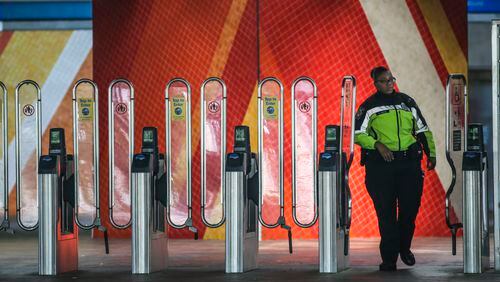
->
[[427, 157, 436, 171]]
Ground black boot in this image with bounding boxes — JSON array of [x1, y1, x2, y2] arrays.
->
[[400, 250, 415, 266]]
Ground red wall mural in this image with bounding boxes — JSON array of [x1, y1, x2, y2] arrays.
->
[[93, 0, 467, 239]]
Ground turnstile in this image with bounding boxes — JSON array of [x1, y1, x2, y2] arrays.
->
[[462, 124, 489, 273], [445, 74, 490, 273], [225, 126, 259, 273], [13, 79, 106, 275], [318, 125, 349, 273], [291, 76, 354, 273], [37, 128, 78, 275], [130, 127, 168, 274]]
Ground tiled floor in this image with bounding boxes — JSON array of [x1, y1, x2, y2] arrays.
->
[[0, 231, 498, 281]]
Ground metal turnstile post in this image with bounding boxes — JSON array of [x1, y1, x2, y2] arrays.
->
[[225, 126, 258, 273], [462, 124, 489, 273], [38, 156, 59, 275], [131, 127, 168, 274], [318, 125, 349, 273], [37, 129, 78, 275]]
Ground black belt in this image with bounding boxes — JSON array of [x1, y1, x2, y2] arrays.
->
[[361, 143, 422, 164], [392, 149, 413, 161]]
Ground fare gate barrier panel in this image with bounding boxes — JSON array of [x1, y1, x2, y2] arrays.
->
[[225, 126, 259, 273], [339, 76, 355, 256], [16, 80, 42, 231], [201, 77, 227, 228], [462, 124, 489, 273], [445, 74, 467, 255], [0, 81, 10, 233], [291, 77, 318, 229], [491, 20, 500, 271], [38, 128, 78, 275], [165, 78, 197, 237], [108, 78, 134, 229], [15, 79, 108, 276], [258, 77, 292, 252], [73, 79, 108, 252], [131, 127, 168, 274]]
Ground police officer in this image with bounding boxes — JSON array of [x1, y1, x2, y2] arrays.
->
[[354, 66, 436, 271]]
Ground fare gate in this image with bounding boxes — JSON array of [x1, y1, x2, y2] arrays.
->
[[38, 128, 78, 275], [445, 74, 490, 273], [108, 78, 203, 273], [291, 76, 354, 273], [462, 123, 489, 273], [130, 127, 168, 274], [225, 126, 259, 273], [13, 79, 105, 275]]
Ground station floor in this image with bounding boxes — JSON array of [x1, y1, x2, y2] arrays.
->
[[0, 231, 499, 282]]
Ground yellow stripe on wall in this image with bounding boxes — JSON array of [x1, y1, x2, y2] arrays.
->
[[0, 31, 72, 142], [416, 0, 467, 76]]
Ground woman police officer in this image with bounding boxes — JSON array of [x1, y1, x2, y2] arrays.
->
[[354, 66, 436, 271]]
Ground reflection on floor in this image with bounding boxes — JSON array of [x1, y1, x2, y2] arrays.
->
[[0, 232, 498, 281]]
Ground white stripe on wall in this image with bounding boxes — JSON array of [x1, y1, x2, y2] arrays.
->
[[359, 0, 457, 215], [8, 30, 92, 194]]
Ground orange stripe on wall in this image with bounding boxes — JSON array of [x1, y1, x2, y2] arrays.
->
[[0, 32, 13, 54]]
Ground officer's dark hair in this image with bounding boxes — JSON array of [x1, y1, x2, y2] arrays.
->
[[370, 66, 389, 81]]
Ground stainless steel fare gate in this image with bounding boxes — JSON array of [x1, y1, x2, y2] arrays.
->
[[14, 79, 107, 275], [130, 127, 168, 274], [446, 73, 490, 273], [14, 81, 76, 276], [291, 76, 354, 273], [225, 126, 259, 273], [12, 80, 99, 275]]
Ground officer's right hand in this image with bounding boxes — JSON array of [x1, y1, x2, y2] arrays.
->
[[375, 142, 394, 162]]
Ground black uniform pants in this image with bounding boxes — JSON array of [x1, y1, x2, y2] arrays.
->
[[365, 158, 424, 263]]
